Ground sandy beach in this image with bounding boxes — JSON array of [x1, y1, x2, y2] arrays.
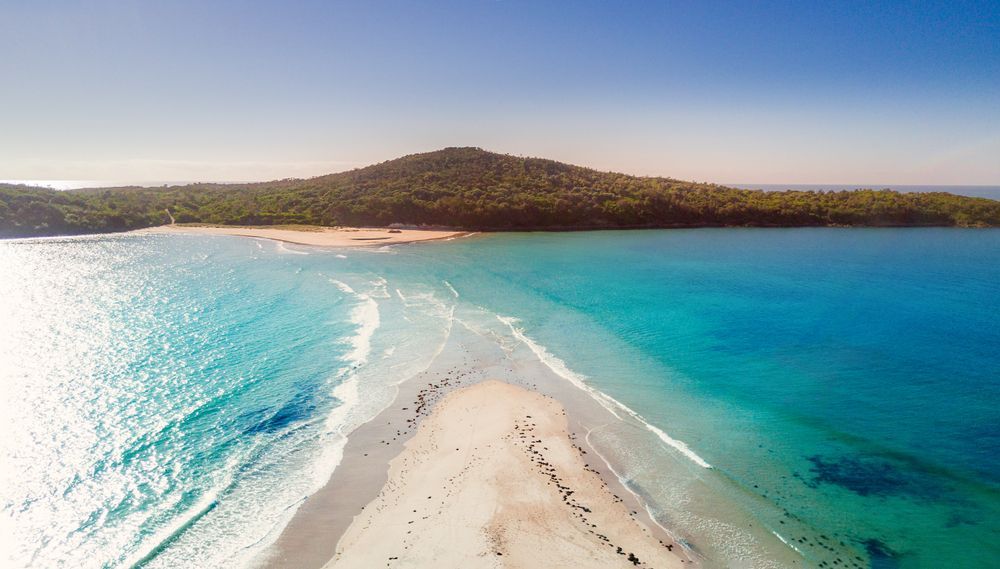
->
[[141, 224, 468, 247], [328, 380, 688, 569]]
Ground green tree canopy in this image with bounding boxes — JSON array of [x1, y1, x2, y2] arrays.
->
[[3, 147, 999, 238]]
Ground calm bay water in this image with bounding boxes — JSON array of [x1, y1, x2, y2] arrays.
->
[[3, 229, 998, 568]]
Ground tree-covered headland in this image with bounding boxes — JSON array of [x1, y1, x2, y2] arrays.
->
[[2, 147, 998, 238]]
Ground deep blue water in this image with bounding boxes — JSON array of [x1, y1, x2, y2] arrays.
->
[[3, 228, 998, 568]]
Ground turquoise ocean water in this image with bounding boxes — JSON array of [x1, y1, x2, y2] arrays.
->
[[3, 229, 998, 568]]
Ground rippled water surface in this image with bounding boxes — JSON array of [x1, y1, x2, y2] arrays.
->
[[3, 229, 998, 568]]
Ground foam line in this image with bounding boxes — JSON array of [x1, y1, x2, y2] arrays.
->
[[342, 298, 379, 370], [583, 426, 697, 559], [496, 315, 712, 469], [328, 279, 355, 294], [122, 450, 247, 568], [275, 242, 308, 255]]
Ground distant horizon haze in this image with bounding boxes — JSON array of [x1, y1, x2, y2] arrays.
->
[[3, 151, 999, 193]]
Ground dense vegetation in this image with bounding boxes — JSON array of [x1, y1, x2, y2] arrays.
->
[[3, 147, 999, 237]]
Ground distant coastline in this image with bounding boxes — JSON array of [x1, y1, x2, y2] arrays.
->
[[8, 182, 998, 198], [140, 224, 469, 248], [732, 184, 1000, 200], [3, 148, 1000, 239]]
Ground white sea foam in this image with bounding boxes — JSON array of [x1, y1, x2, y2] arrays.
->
[[443, 280, 459, 298], [369, 277, 390, 298], [242, 281, 465, 568], [335, 254, 347, 259], [582, 426, 695, 556], [325, 372, 363, 429], [225, 421, 354, 569], [316, 278, 383, 435], [342, 297, 380, 369], [771, 530, 805, 555], [329, 279, 355, 294], [320, 280, 454, 446], [443, 232, 477, 241], [155, 277, 383, 568], [275, 242, 309, 255], [496, 315, 712, 469], [230, 279, 386, 567], [248, 287, 450, 565], [122, 451, 244, 568]]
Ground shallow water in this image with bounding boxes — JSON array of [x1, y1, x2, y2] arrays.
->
[[3, 228, 998, 568]]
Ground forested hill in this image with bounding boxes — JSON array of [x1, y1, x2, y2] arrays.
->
[[2, 147, 999, 238]]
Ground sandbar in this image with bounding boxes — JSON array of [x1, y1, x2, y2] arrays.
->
[[141, 224, 468, 247], [328, 380, 688, 568]]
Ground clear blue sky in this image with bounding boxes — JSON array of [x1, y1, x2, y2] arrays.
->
[[2, 0, 998, 184]]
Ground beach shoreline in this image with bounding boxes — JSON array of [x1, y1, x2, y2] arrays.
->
[[256, 317, 700, 569], [251, 282, 834, 569], [259, 374, 695, 569], [139, 224, 471, 248], [155, 228, 845, 569], [330, 380, 689, 568]]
